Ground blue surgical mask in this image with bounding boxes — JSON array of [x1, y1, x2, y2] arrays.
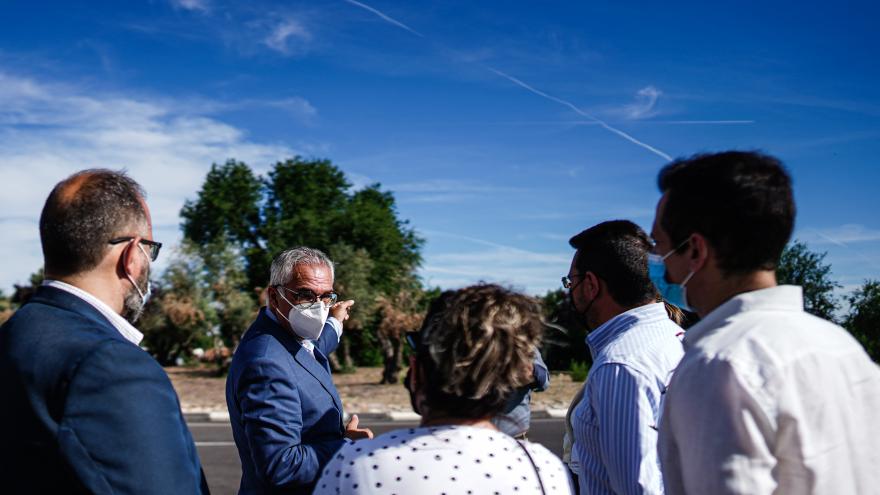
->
[[648, 240, 696, 312]]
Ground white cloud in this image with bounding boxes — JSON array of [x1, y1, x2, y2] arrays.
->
[[169, 0, 210, 13], [0, 70, 299, 291], [263, 18, 312, 55], [417, 231, 570, 294], [621, 85, 661, 120], [391, 179, 521, 204], [798, 225, 880, 246]]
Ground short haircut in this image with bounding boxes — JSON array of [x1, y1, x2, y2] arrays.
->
[[569, 220, 657, 308], [39, 169, 147, 277], [269, 247, 334, 286], [658, 151, 795, 274], [418, 284, 543, 419]]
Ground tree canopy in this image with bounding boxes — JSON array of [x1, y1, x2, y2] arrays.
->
[[776, 241, 841, 321], [844, 280, 880, 362], [180, 156, 423, 293]]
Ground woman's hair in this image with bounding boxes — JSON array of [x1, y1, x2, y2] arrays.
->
[[416, 283, 544, 419], [662, 300, 686, 326]]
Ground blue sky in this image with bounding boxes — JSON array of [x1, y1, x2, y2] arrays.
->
[[1, 0, 878, 298]]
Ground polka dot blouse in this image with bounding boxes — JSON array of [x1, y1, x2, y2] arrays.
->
[[313, 424, 574, 495]]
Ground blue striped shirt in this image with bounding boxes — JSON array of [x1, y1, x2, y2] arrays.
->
[[572, 302, 684, 495]]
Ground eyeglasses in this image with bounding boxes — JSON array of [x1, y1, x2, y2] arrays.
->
[[561, 274, 582, 289], [277, 286, 338, 310], [109, 237, 163, 261]]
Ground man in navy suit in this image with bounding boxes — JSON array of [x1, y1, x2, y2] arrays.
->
[[227, 247, 373, 495], [0, 169, 209, 493]]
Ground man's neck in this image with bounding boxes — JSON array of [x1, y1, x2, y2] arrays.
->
[[420, 414, 498, 430], [49, 272, 124, 314], [590, 298, 655, 331], [698, 269, 777, 317]]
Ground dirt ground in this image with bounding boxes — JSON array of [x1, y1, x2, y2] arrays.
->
[[166, 366, 583, 414]]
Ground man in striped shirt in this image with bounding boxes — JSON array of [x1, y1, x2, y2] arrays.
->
[[565, 220, 684, 495]]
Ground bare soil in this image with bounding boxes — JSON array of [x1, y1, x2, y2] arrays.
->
[[166, 366, 583, 413]]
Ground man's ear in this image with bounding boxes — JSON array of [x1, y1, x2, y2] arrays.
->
[[583, 271, 601, 300], [688, 233, 711, 273], [119, 237, 141, 278]]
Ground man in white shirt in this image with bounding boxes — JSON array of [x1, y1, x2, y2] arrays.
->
[[651, 151, 880, 494]]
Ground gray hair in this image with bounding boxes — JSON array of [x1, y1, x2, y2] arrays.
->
[[269, 247, 335, 286]]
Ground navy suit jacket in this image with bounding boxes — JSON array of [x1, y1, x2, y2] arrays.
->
[[226, 308, 346, 495], [0, 285, 208, 494]]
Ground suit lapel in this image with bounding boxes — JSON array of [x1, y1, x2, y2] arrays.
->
[[258, 310, 344, 416], [292, 347, 343, 414]]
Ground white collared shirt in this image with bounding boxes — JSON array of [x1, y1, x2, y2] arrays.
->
[[42, 279, 144, 345], [659, 285, 880, 495]]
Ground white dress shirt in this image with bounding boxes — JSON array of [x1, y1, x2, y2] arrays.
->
[[42, 279, 143, 345], [659, 285, 880, 494], [313, 425, 574, 495]]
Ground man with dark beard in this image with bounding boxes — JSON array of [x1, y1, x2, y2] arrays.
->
[[0, 169, 209, 494]]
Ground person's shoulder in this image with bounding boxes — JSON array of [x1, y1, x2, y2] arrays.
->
[[77, 338, 169, 381], [233, 321, 293, 362], [520, 441, 573, 493]]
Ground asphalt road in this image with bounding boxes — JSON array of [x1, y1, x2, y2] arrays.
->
[[192, 418, 567, 494]]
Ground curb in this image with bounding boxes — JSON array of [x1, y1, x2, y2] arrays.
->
[[184, 409, 566, 423]]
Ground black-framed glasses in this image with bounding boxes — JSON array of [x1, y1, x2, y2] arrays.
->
[[109, 237, 163, 261], [277, 286, 338, 310], [561, 274, 582, 289]]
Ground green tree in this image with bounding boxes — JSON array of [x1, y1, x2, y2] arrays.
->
[[11, 268, 44, 306], [180, 160, 264, 289], [0, 289, 13, 325], [180, 156, 424, 369], [139, 247, 215, 366], [844, 280, 880, 362], [539, 288, 590, 371], [181, 156, 422, 295], [199, 239, 257, 373], [327, 242, 376, 371], [776, 241, 841, 322], [338, 186, 423, 294]]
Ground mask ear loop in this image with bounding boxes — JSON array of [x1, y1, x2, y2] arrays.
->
[[122, 240, 147, 300], [272, 287, 296, 323]]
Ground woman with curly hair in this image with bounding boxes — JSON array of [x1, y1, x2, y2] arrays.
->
[[314, 283, 573, 495]]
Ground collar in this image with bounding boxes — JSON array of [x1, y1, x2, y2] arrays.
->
[[42, 279, 144, 345], [684, 285, 804, 349], [586, 302, 669, 358], [264, 305, 316, 351]]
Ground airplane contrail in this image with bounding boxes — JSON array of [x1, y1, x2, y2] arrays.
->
[[342, 0, 424, 37], [340, 1, 675, 161], [487, 67, 673, 161]]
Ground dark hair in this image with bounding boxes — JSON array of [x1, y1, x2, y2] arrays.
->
[[569, 220, 657, 308], [40, 169, 147, 277], [417, 284, 543, 419], [657, 151, 795, 274]]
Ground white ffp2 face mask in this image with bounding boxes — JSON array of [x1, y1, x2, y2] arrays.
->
[[288, 303, 329, 340], [275, 290, 329, 340]]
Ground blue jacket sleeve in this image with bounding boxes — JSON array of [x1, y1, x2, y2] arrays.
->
[[314, 319, 341, 358], [532, 349, 550, 391], [59, 340, 207, 494], [236, 357, 345, 488]]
